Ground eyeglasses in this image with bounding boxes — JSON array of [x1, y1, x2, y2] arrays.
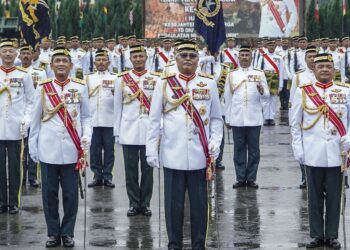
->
[[177, 52, 198, 59]]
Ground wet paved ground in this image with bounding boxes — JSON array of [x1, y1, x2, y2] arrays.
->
[[1, 111, 350, 249]]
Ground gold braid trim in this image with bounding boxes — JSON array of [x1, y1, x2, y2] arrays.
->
[[41, 88, 67, 125], [89, 85, 100, 97], [123, 88, 141, 104], [231, 79, 247, 94], [300, 89, 329, 130], [0, 86, 12, 103], [162, 79, 191, 113]]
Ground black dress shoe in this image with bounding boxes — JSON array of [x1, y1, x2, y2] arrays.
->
[[299, 181, 307, 189], [247, 181, 259, 189], [104, 179, 115, 188], [29, 180, 40, 188], [8, 206, 19, 214], [232, 181, 246, 188], [0, 206, 8, 214], [269, 119, 276, 126], [263, 119, 269, 126], [326, 239, 341, 249], [140, 207, 152, 216], [215, 163, 225, 170], [62, 235, 75, 248], [127, 207, 139, 216], [88, 179, 103, 188], [45, 236, 61, 248], [306, 238, 324, 248]]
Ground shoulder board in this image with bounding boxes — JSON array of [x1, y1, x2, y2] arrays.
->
[[198, 72, 214, 79], [71, 78, 86, 85], [79, 48, 85, 52], [335, 82, 350, 88], [38, 78, 53, 86], [33, 66, 44, 71], [150, 71, 162, 77], [299, 82, 313, 88], [221, 63, 230, 68], [110, 72, 117, 75], [16, 66, 28, 73], [288, 48, 293, 51], [40, 60, 49, 64], [253, 68, 263, 72], [296, 69, 305, 74], [117, 71, 129, 77], [165, 62, 175, 67], [161, 73, 176, 80]]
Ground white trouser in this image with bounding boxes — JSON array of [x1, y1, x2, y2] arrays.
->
[[263, 95, 278, 120]]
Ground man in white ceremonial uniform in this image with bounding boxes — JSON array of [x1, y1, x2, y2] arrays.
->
[[257, 39, 284, 125], [279, 39, 293, 110], [290, 54, 350, 249], [114, 45, 161, 216], [69, 36, 85, 79], [106, 38, 121, 74], [340, 37, 350, 83], [86, 49, 117, 188], [150, 38, 175, 72], [328, 38, 343, 82], [225, 45, 269, 188], [248, 0, 298, 37], [146, 41, 223, 249], [29, 47, 92, 248], [220, 37, 239, 70], [289, 45, 317, 189], [19, 44, 47, 188], [0, 40, 35, 214]]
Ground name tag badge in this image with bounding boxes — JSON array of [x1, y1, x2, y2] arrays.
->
[[330, 93, 347, 104], [192, 89, 210, 100], [102, 80, 114, 89], [248, 75, 260, 82], [143, 80, 155, 90]]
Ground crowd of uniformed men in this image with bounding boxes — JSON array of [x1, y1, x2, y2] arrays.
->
[[0, 34, 349, 249]]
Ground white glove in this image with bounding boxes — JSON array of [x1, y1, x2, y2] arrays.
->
[[20, 120, 29, 137], [115, 136, 119, 145], [284, 27, 292, 37], [341, 136, 350, 154], [209, 142, 220, 160], [147, 155, 160, 168], [30, 154, 39, 163], [293, 147, 304, 164], [81, 136, 90, 152]]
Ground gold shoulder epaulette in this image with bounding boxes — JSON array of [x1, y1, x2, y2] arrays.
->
[[38, 78, 53, 85], [198, 72, 214, 79], [161, 73, 176, 80], [16, 66, 28, 73], [335, 81, 350, 88], [110, 72, 117, 75], [165, 62, 175, 67], [117, 71, 129, 77], [296, 69, 305, 74], [221, 63, 230, 68], [72, 78, 86, 85], [33, 66, 44, 71], [299, 82, 313, 88], [253, 68, 263, 72], [150, 71, 162, 77]]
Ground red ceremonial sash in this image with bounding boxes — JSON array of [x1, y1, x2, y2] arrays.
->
[[42, 81, 86, 170], [303, 84, 350, 166], [158, 50, 169, 64], [268, 1, 286, 33], [121, 73, 151, 111], [167, 76, 213, 181], [262, 52, 280, 76], [224, 49, 238, 68]]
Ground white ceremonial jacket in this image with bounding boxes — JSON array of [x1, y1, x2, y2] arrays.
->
[[86, 70, 117, 128], [114, 70, 161, 145], [224, 66, 269, 127], [291, 81, 350, 167], [29, 78, 92, 164], [0, 66, 34, 140], [146, 72, 223, 171]]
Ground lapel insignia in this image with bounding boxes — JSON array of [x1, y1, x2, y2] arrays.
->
[[199, 106, 207, 115], [331, 89, 342, 93], [196, 82, 207, 87]]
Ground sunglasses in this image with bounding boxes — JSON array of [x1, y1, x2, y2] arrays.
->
[[178, 52, 198, 59]]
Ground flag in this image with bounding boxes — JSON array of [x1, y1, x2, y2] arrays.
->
[[18, 0, 51, 50], [315, 0, 319, 22], [103, 6, 108, 16], [194, 0, 226, 55], [343, 0, 347, 16]]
